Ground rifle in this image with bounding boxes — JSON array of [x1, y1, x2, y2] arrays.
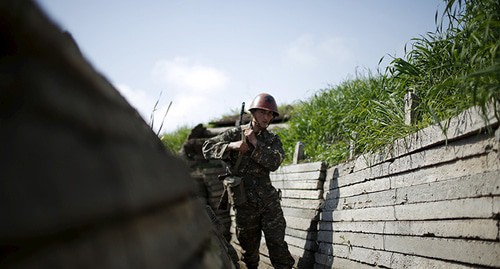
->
[[217, 102, 245, 181], [217, 102, 246, 210]]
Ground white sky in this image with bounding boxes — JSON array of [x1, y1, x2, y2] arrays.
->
[[35, 0, 444, 134]]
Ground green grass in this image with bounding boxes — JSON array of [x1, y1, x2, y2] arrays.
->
[[160, 126, 192, 154], [277, 0, 499, 165]]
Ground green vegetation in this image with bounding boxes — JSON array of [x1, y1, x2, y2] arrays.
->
[[160, 126, 191, 154], [277, 0, 499, 165]]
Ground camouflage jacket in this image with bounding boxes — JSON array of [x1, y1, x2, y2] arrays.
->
[[202, 124, 284, 178]]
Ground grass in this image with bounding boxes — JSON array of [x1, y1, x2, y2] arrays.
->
[[277, 0, 499, 165], [160, 126, 192, 154]]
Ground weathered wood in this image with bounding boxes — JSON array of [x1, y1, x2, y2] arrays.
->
[[272, 180, 323, 190], [391, 150, 500, 189], [323, 243, 392, 267], [285, 227, 317, 241], [281, 189, 323, 200], [383, 219, 499, 240], [404, 90, 419, 125], [394, 197, 496, 221], [315, 253, 377, 269], [281, 198, 322, 210], [284, 235, 317, 251], [323, 188, 397, 210], [320, 205, 395, 222], [318, 220, 385, 234], [325, 177, 391, 199], [394, 169, 500, 204], [317, 231, 384, 250], [293, 141, 305, 164], [323, 134, 499, 191], [320, 197, 496, 223], [273, 162, 326, 174], [282, 207, 318, 220], [384, 235, 500, 267], [316, 244, 477, 269], [271, 171, 325, 181], [323, 168, 499, 210], [285, 216, 318, 231], [318, 219, 498, 240], [389, 251, 478, 269]]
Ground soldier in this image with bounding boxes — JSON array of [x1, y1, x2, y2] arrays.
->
[[202, 93, 294, 269]]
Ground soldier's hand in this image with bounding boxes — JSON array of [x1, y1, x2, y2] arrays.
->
[[244, 128, 258, 147], [228, 140, 249, 153]]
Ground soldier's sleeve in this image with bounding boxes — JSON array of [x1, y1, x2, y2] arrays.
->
[[202, 127, 239, 160], [250, 133, 284, 171]]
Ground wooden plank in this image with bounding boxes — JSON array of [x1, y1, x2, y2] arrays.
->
[[316, 244, 381, 267], [281, 198, 322, 210], [318, 220, 385, 234], [321, 197, 496, 222], [285, 216, 318, 231], [394, 169, 500, 204], [274, 162, 325, 174], [323, 164, 499, 210], [285, 227, 316, 241], [271, 171, 325, 181], [323, 188, 397, 210], [284, 235, 317, 251], [324, 162, 391, 189], [320, 205, 395, 222], [315, 254, 376, 269], [323, 168, 499, 210], [384, 235, 500, 267], [386, 134, 498, 177], [282, 206, 318, 220], [383, 219, 499, 240], [324, 135, 498, 191], [394, 197, 495, 220], [324, 177, 391, 200], [389, 251, 480, 269], [391, 150, 500, 189], [272, 180, 323, 190], [318, 219, 498, 240], [281, 189, 323, 200], [316, 244, 476, 269], [317, 231, 384, 250], [494, 196, 500, 215]]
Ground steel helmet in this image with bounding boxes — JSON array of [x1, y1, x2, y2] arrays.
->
[[249, 93, 279, 117]]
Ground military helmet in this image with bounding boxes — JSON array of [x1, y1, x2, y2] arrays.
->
[[249, 93, 279, 117]]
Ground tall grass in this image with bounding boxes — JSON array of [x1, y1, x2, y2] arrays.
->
[[278, 0, 499, 165], [160, 126, 192, 154], [389, 0, 500, 126], [278, 74, 417, 165]]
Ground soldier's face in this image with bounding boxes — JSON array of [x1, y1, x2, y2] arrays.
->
[[252, 109, 274, 129]]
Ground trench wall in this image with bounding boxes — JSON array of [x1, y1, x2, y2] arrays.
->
[[254, 104, 500, 268]]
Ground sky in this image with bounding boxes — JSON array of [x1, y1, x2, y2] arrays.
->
[[35, 0, 444, 134]]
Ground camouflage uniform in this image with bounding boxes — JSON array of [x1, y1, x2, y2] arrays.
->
[[202, 124, 294, 269]]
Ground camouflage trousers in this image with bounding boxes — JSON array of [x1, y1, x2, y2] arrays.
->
[[234, 185, 294, 269]]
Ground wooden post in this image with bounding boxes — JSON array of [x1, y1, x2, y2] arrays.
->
[[349, 132, 357, 160], [405, 90, 419, 125], [293, 141, 304, 164]]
